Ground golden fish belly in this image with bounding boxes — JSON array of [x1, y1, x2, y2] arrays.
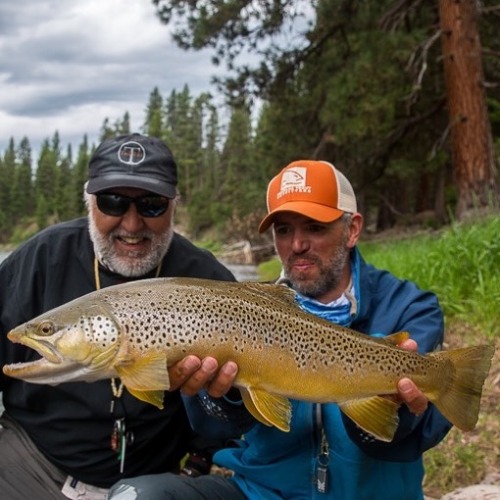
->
[[156, 322, 442, 404]]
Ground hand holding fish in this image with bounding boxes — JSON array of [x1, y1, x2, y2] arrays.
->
[[169, 336, 430, 417], [397, 378, 428, 416], [388, 338, 429, 416], [168, 355, 238, 398]]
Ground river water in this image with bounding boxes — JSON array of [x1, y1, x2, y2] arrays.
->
[[0, 252, 258, 281]]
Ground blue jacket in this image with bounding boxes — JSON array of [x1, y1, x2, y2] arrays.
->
[[187, 249, 452, 499]]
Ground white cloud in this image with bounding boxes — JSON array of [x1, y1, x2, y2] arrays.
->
[[0, 0, 224, 157]]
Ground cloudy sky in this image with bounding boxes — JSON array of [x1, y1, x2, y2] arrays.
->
[[0, 0, 226, 157]]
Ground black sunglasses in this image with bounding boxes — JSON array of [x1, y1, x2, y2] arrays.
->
[[96, 192, 170, 218]]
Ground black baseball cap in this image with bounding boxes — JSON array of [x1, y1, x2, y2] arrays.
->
[[86, 133, 178, 198]]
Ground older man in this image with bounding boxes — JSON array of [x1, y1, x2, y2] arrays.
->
[[0, 133, 235, 499]]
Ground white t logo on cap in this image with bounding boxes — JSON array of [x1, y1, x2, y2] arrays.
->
[[277, 166, 311, 199], [118, 141, 146, 165]]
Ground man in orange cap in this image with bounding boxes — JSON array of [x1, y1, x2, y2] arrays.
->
[[110, 160, 451, 500]]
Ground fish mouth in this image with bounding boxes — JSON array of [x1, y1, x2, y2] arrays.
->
[[3, 328, 77, 382], [2, 357, 86, 383], [7, 332, 62, 364]]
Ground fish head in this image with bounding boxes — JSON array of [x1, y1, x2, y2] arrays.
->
[[3, 300, 122, 384]]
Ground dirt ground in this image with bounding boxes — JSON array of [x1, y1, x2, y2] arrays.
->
[[423, 324, 500, 498]]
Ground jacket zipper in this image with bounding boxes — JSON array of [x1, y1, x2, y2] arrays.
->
[[314, 404, 330, 494]]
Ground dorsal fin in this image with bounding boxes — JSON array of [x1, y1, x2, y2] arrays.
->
[[244, 282, 299, 308]]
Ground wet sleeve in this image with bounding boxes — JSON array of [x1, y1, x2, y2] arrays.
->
[[342, 404, 452, 461], [182, 391, 256, 439]]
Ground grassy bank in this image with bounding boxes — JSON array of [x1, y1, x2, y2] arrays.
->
[[359, 216, 500, 340], [258, 217, 499, 496]]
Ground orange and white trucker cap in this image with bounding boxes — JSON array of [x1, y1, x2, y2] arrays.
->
[[258, 160, 357, 233]]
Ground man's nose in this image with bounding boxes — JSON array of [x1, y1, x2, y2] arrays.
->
[[119, 203, 144, 232], [291, 232, 310, 253]]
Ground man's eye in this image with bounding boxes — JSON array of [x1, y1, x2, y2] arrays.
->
[[274, 226, 290, 234]]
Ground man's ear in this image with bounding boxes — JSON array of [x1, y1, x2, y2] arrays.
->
[[347, 213, 363, 248]]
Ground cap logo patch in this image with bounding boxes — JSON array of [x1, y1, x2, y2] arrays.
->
[[117, 141, 146, 166], [277, 166, 311, 199]]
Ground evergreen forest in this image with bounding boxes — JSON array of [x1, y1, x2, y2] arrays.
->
[[1, 0, 499, 247]]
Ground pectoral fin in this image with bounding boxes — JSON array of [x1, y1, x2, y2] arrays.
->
[[339, 396, 400, 442], [241, 387, 292, 432], [115, 352, 169, 409], [126, 389, 165, 409], [115, 351, 170, 403]]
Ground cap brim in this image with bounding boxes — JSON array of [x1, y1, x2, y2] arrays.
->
[[86, 175, 176, 198], [258, 201, 344, 233]]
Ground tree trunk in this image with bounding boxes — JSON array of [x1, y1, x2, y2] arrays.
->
[[438, 0, 498, 219]]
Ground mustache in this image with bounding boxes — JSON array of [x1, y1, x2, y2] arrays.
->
[[110, 229, 153, 240]]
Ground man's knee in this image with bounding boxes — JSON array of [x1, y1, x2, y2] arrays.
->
[[108, 473, 243, 500], [107, 480, 139, 500], [109, 473, 190, 500]]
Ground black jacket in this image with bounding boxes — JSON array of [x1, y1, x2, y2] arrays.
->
[[0, 217, 235, 487]]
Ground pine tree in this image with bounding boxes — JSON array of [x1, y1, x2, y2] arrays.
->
[[11, 137, 34, 224], [35, 135, 59, 220], [73, 135, 91, 216], [55, 145, 74, 221], [0, 138, 17, 235], [438, 0, 498, 216], [144, 87, 164, 137]]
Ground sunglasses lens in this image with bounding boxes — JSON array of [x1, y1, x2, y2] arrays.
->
[[96, 193, 169, 218], [135, 196, 169, 217], [96, 193, 130, 217]]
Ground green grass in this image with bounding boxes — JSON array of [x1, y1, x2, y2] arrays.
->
[[257, 257, 282, 282], [359, 216, 500, 339], [423, 429, 486, 495]]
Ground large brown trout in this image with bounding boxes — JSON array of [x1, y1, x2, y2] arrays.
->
[[3, 278, 494, 441]]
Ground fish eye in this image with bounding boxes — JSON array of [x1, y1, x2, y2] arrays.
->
[[38, 321, 54, 336]]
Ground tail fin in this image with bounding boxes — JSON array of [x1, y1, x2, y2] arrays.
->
[[430, 345, 494, 431]]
